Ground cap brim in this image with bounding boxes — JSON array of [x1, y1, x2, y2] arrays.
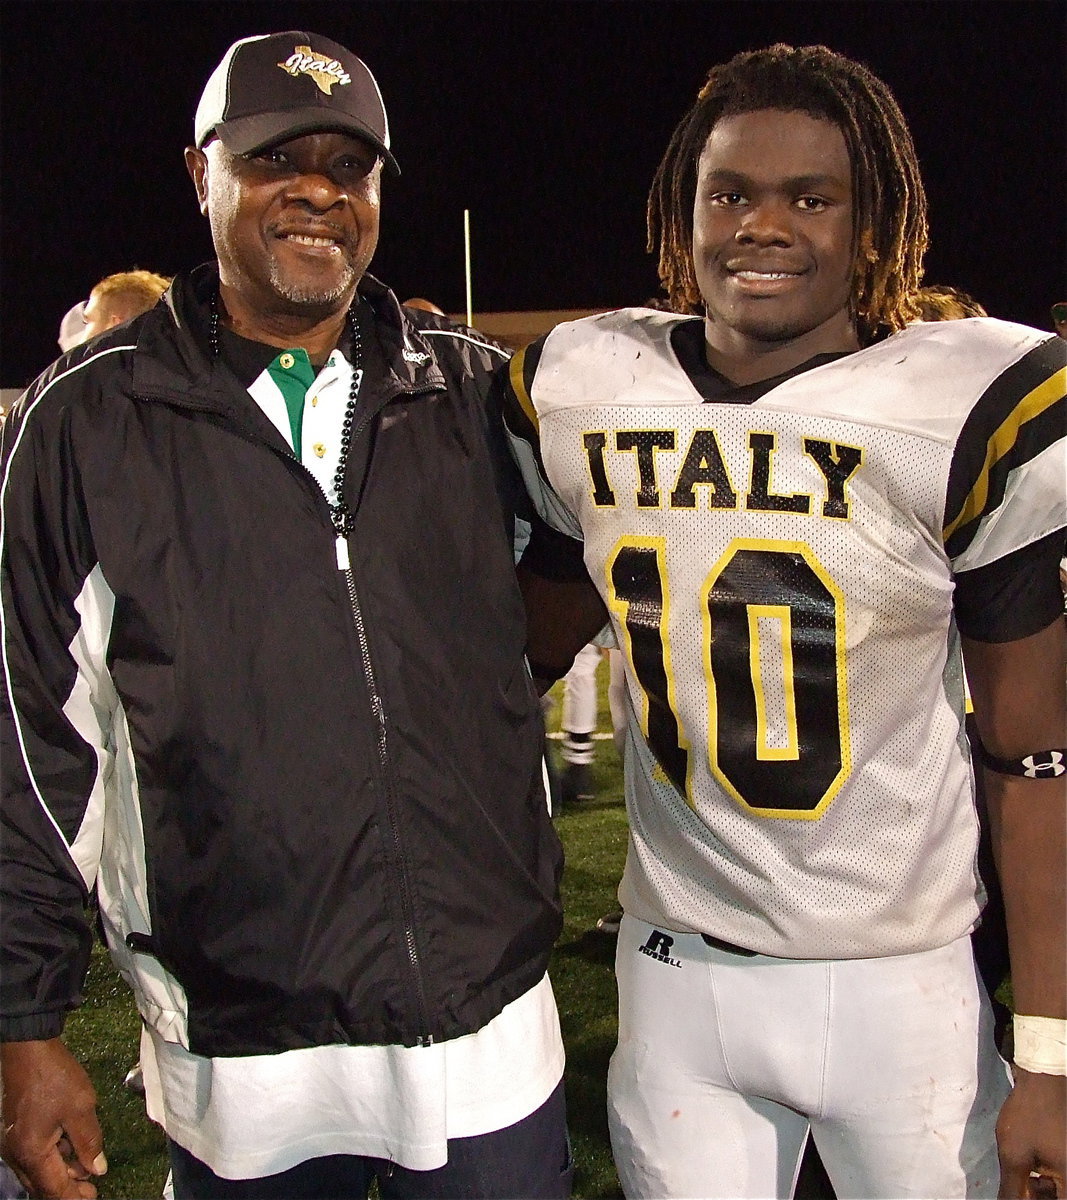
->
[[211, 109, 400, 176]]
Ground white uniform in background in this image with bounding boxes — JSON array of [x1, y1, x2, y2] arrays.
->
[[560, 642, 601, 765]]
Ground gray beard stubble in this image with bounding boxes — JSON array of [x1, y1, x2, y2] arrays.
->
[[268, 259, 356, 309]]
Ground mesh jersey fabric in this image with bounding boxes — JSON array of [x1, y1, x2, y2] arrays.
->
[[504, 310, 1065, 958]]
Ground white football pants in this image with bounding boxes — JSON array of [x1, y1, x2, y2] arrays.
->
[[608, 916, 1011, 1199]]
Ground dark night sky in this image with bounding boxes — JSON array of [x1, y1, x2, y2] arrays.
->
[[2, 0, 1064, 387]]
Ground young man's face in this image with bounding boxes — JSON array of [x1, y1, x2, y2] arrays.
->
[[692, 108, 860, 374]]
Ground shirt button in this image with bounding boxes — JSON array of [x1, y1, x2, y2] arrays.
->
[[313, 443, 327, 458], [279, 352, 296, 369], [310, 396, 318, 407]]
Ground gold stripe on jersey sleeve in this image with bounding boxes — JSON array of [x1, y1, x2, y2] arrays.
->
[[508, 345, 540, 434], [943, 366, 1065, 542]]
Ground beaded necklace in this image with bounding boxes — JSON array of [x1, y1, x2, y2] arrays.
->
[[210, 290, 363, 538]]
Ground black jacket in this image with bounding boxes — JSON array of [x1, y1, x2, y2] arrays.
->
[[0, 264, 562, 1055]]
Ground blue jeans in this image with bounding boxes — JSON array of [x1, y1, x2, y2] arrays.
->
[[168, 1078, 572, 1199]]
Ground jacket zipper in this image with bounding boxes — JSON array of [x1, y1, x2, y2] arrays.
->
[[337, 545, 433, 1046], [332, 393, 437, 1047], [147, 387, 440, 1045]]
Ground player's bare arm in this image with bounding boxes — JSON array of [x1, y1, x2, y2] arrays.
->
[[518, 564, 609, 695], [963, 619, 1067, 1199]]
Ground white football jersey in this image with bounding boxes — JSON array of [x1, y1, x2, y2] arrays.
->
[[505, 311, 1065, 958]]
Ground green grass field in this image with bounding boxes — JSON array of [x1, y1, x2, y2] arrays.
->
[[60, 680, 629, 1199]]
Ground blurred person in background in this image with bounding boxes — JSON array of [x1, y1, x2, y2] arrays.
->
[[914, 284, 987, 321], [56, 271, 171, 353]]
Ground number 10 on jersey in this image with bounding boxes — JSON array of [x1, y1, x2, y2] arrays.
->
[[606, 536, 852, 820]]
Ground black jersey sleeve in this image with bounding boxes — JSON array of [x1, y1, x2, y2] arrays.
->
[[953, 528, 1066, 642]]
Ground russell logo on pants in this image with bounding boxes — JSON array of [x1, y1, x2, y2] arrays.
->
[[639, 930, 683, 968]]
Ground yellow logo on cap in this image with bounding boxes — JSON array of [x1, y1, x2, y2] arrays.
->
[[277, 45, 352, 96]]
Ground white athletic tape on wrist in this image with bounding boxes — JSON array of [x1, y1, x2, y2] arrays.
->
[[1013, 1014, 1067, 1076]]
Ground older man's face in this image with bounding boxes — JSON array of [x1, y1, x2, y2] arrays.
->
[[187, 131, 381, 321]]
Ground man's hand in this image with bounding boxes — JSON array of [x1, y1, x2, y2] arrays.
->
[[997, 1068, 1066, 1199], [0, 1038, 106, 1199]]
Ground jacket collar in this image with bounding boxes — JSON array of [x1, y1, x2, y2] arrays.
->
[[130, 263, 447, 413], [357, 274, 447, 395]]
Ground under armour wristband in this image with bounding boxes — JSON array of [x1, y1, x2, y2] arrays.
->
[[977, 744, 1067, 779], [1013, 1015, 1067, 1075]]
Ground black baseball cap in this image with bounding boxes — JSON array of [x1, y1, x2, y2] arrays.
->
[[194, 32, 399, 175]]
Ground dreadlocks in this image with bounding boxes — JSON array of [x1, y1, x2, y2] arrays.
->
[[647, 44, 928, 345]]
